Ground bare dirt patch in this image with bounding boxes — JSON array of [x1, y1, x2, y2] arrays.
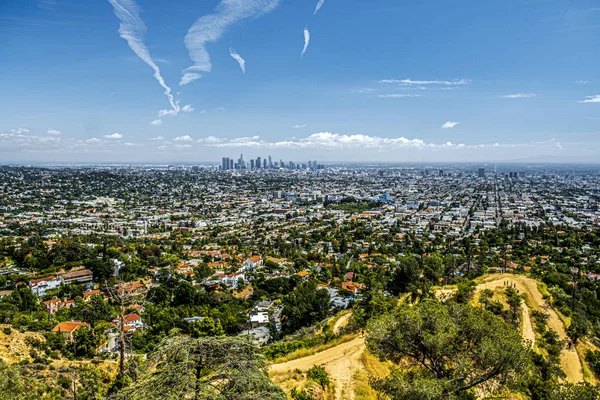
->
[[270, 337, 366, 400]]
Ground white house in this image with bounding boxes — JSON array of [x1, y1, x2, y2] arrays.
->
[[249, 311, 270, 328], [243, 256, 263, 272], [29, 276, 62, 297], [218, 272, 246, 288]]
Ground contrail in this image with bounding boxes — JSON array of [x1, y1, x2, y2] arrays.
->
[[313, 0, 325, 15], [181, 0, 279, 86], [301, 27, 310, 57], [107, 0, 179, 114], [229, 48, 246, 73]]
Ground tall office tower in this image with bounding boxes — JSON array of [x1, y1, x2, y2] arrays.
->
[[289, 161, 294, 169], [263, 159, 267, 169], [268, 155, 273, 168], [222, 157, 230, 170], [313, 161, 318, 170], [478, 168, 485, 178], [280, 159, 284, 168], [250, 159, 255, 169], [308, 161, 312, 169], [229, 159, 234, 170], [238, 154, 245, 169], [256, 157, 261, 169], [439, 170, 444, 177]]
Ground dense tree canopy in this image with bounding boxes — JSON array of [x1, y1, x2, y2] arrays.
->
[[367, 300, 531, 399], [116, 336, 286, 400]]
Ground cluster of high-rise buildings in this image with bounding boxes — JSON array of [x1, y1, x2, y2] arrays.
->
[[221, 154, 323, 171]]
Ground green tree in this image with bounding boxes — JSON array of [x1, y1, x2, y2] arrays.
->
[[388, 256, 419, 295], [283, 281, 330, 331], [116, 336, 286, 400], [73, 327, 99, 358], [367, 300, 530, 399], [8, 287, 39, 312], [188, 317, 225, 338]]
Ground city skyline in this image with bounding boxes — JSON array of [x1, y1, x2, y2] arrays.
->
[[1, 0, 600, 163]]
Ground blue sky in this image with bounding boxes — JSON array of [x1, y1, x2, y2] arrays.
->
[[1, 0, 599, 163]]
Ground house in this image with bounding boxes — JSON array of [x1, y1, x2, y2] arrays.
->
[[29, 276, 61, 297], [218, 272, 246, 288], [0, 290, 13, 299], [296, 270, 310, 281], [341, 281, 365, 295], [42, 298, 74, 314], [113, 313, 144, 332], [249, 311, 270, 328], [243, 256, 263, 271], [115, 281, 147, 296], [238, 326, 270, 346], [255, 300, 273, 312], [83, 289, 102, 301], [51, 321, 90, 341], [60, 269, 93, 285]]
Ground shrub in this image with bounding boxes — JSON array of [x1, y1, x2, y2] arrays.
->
[[306, 365, 330, 389], [585, 349, 600, 377], [291, 388, 314, 400]]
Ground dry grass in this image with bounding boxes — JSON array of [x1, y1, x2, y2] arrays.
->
[[360, 349, 391, 380], [0, 324, 45, 364], [352, 370, 379, 400], [576, 339, 599, 385]]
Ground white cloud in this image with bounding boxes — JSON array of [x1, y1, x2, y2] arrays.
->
[[9, 128, 31, 134], [501, 93, 536, 99], [379, 78, 469, 86], [179, 73, 202, 86], [378, 94, 422, 98], [174, 144, 193, 149], [87, 137, 101, 143], [215, 107, 226, 112], [150, 136, 165, 141], [351, 88, 375, 93], [229, 48, 246, 73], [104, 133, 123, 139], [442, 121, 459, 129], [576, 80, 589, 84], [197, 132, 460, 150], [123, 142, 135, 146], [556, 142, 563, 150], [313, 0, 325, 15], [293, 124, 307, 128], [579, 95, 600, 103], [47, 129, 61, 135], [107, 0, 179, 115], [301, 27, 310, 57], [158, 108, 178, 117], [197, 136, 223, 144], [182, 104, 194, 113], [174, 135, 193, 141], [181, 0, 279, 86], [150, 119, 163, 126]]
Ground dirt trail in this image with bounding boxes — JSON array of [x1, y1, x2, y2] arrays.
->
[[270, 337, 366, 400], [332, 313, 351, 335], [521, 303, 536, 348], [477, 274, 583, 383]]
